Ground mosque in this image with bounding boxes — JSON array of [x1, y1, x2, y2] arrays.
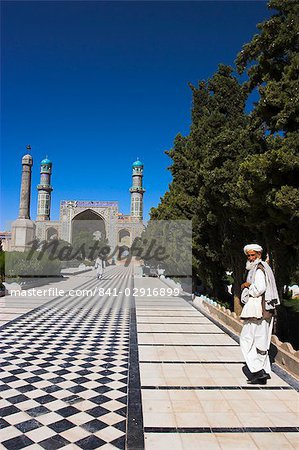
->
[[8, 146, 146, 256]]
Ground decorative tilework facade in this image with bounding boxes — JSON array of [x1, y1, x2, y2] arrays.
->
[[10, 154, 146, 252]]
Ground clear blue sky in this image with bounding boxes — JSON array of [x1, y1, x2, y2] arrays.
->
[[1, 1, 270, 230]]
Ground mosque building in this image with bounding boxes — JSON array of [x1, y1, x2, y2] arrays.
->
[[9, 147, 146, 256]]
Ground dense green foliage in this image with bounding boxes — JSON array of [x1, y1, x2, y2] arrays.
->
[[137, 220, 192, 279], [236, 0, 299, 133], [146, 0, 299, 312], [5, 250, 62, 279], [235, 0, 299, 297]]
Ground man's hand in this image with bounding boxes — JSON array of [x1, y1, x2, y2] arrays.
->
[[241, 281, 251, 290]]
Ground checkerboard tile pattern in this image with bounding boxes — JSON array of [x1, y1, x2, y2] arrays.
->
[[0, 267, 132, 449]]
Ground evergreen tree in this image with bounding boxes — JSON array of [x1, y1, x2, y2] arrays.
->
[[236, 0, 299, 295], [151, 65, 261, 311], [149, 0, 298, 311], [236, 0, 299, 133]]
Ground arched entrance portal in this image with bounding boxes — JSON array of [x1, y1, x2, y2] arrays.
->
[[46, 227, 58, 241], [71, 210, 106, 256], [118, 229, 130, 247]]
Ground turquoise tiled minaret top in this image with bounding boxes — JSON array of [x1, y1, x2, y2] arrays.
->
[[132, 158, 143, 168], [41, 157, 52, 166]]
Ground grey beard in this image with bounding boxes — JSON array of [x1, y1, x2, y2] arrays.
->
[[246, 258, 261, 271]]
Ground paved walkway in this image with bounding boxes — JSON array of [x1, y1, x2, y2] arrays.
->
[[0, 270, 95, 327], [0, 267, 298, 449], [135, 277, 299, 449], [0, 267, 131, 449]]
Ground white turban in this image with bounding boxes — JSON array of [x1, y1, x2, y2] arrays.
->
[[243, 244, 263, 255]]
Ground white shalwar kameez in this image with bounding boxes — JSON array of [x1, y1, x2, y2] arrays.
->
[[95, 258, 105, 279], [240, 268, 273, 375]]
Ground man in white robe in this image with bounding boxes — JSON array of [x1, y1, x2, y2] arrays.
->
[[239, 244, 279, 384], [95, 256, 105, 280]]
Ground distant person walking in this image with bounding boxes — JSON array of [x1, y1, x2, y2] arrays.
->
[[95, 256, 105, 280], [240, 244, 280, 384]]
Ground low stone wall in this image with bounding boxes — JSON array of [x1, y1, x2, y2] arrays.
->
[[193, 296, 299, 380], [61, 267, 92, 276]]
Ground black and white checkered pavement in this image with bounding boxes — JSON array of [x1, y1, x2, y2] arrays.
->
[[0, 266, 132, 450]]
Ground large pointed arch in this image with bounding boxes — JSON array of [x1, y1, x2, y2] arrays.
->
[[71, 209, 106, 243], [118, 228, 131, 246]]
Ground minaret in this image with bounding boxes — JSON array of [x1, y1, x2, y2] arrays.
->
[[37, 157, 53, 221], [129, 158, 145, 220], [11, 146, 36, 251], [18, 146, 33, 219]]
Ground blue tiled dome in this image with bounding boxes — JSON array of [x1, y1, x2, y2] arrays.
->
[[132, 159, 143, 167], [41, 157, 52, 165]]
